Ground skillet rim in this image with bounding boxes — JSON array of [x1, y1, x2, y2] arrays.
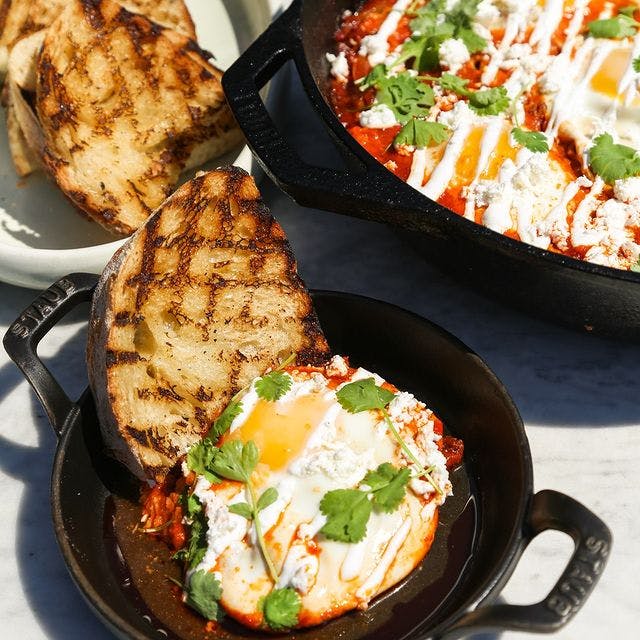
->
[[49, 288, 533, 640]]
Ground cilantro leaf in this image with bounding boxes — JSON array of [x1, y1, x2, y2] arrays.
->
[[376, 73, 435, 123], [620, 6, 638, 17], [185, 570, 223, 621], [634, 55, 640, 72], [262, 588, 301, 630], [363, 463, 411, 513], [257, 486, 278, 512], [512, 127, 549, 153], [336, 378, 395, 413], [395, 119, 449, 148], [588, 15, 638, 39], [255, 371, 292, 402], [457, 26, 486, 53], [208, 399, 243, 441], [359, 63, 387, 90], [211, 439, 258, 482], [631, 259, 640, 272], [398, 25, 455, 71], [178, 493, 208, 569], [438, 72, 470, 95], [589, 133, 640, 184], [186, 439, 220, 484], [319, 488, 372, 542], [467, 86, 509, 115], [228, 502, 253, 519]]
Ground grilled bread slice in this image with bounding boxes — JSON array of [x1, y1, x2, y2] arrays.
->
[[87, 168, 331, 482], [35, 0, 242, 235], [0, 0, 195, 78]]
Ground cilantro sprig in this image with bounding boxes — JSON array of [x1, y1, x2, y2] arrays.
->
[[401, 0, 486, 72], [394, 119, 449, 148], [429, 73, 509, 116], [588, 8, 640, 39], [360, 70, 435, 123], [184, 570, 223, 621], [633, 55, 640, 72], [336, 379, 443, 494], [512, 127, 549, 153], [173, 492, 208, 569], [589, 133, 640, 184], [255, 371, 292, 401], [319, 463, 412, 542]]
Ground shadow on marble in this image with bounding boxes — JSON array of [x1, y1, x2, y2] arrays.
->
[[0, 330, 113, 639]]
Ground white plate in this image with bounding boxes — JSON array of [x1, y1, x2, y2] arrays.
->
[[0, 0, 276, 289]]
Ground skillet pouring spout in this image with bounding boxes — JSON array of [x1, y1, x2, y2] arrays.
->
[[3, 274, 612, 639]]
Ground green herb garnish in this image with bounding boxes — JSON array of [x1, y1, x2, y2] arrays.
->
[[589, 133, 640, 184], [207, 399, 243, 442], [185, 570, 223, 621], [402, 0, 486, 72], [430, 73, 509, 116], [187, 438, 221, 484], [588, 12, 639, 39], [255, 370, 292, 401], [209, 440, 279, 583], [511, 127, 549, 153], [262, 588, 302, 630], [319, 463, 412, 543], [173, 492, 208, 569], [335, 378, 443, 495], [633, 55, 640, 72], [394, 119, 449, 148]]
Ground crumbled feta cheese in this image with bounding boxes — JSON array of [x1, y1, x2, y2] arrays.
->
[[191, 480, 248, 574], [326, 51, 349, 82], [475, 0, 501, 27], [614, 177, 640, 203], [326, 354, 349, 377], [359, 103, 398, 129], [289, 441, 374, 483], [438, 38, 470, 74]]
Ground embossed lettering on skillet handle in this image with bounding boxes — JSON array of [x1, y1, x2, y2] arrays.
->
[[439, 489, 612, 638], [3, 273, 98, 437]]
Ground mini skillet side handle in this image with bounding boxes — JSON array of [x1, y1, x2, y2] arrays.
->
[[222, 0, 427, 223], [3, 273, 98, 437], [442, 490, 612, 638]]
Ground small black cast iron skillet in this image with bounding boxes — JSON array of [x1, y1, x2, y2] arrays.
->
[[222, 0, 640, 340], [4, 273, 611, 639]]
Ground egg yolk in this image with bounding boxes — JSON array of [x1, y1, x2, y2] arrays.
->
[[448, 124, 518, 188], [227, 394, 332, 471], [591, 47, 634, 100]]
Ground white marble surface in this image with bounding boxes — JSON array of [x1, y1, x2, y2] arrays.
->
[[1, 41, 640, 640]]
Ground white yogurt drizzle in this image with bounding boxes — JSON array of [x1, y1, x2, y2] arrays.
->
[[407, 147, 428, 188], [618, 33, 640, 106], [359, 0, 413, 66], [355, 517, 412, 605], [421, 115, 474, 200], [529, 0, 565, 56], [464, 117, 504, 219], [341, 539, 368, 581], [570, 177, 606, 246]]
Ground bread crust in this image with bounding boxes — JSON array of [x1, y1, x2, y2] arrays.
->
[[88, 168, 331, 482]]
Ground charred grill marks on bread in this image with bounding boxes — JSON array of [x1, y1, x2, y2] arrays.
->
[[88, 168, 331, 482]]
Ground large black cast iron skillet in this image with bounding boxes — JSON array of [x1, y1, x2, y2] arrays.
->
[[222, 0, 640, 340], [4, 273, 611, 639]]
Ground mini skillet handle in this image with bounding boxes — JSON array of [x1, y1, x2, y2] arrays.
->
[[3, 273, 98, 437], [222, 0, 429, 225], [442, 490, 612, 638]]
